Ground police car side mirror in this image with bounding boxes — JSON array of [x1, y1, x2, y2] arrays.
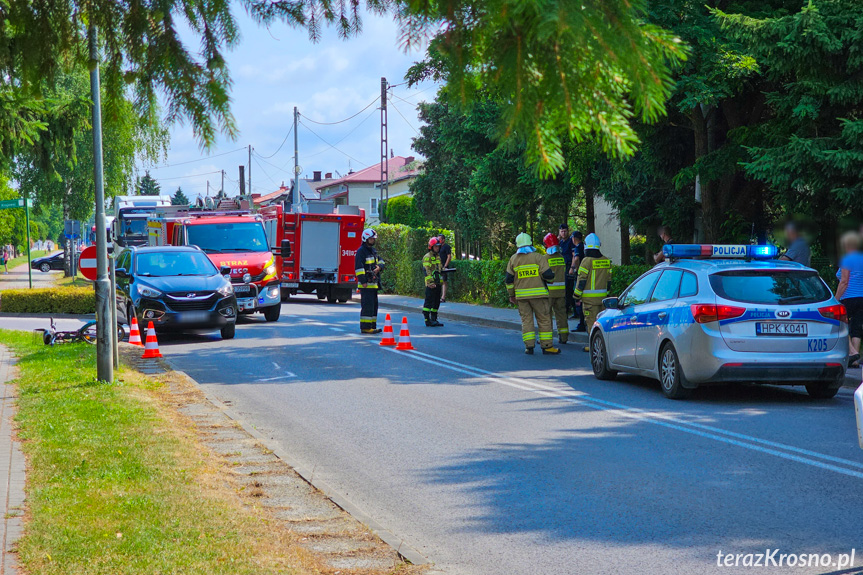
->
[[603, 297, 620, 310], [281, 239, 291, 258]]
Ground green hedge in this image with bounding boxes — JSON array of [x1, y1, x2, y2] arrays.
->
[[370, 222, 653, 308], [0, 287, 95, 314]]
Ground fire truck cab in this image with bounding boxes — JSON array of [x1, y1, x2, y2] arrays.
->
[[261, 201, 365, 303], [148, 201, 282, 321]]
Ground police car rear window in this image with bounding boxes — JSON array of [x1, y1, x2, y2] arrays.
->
[[708, 270, 831, 305]]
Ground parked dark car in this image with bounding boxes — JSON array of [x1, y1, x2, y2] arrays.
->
[[31, 252, 65, 272], [115, 245, 238, 339]]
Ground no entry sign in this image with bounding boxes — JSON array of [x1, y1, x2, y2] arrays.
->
[[78, 245, 98, 281]]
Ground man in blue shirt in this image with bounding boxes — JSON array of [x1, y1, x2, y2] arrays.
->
[[559, 225, 576, 316], [779, 222, 811, 267]]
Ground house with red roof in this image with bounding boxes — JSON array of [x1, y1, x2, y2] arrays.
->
[[317, 156, 422, 224]]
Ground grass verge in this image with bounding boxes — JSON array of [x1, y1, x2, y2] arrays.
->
[[0, 330, 317, 575]]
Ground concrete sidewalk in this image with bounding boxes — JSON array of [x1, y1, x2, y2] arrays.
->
[[377, 294, 589, 344], [0, 346, 25, 573], [0, 257, 62, 291]]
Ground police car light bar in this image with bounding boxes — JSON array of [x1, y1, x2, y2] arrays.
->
[[662, 244, 779, 260]]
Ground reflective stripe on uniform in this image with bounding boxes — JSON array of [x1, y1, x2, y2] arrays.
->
[[559, 327, 569, 334], [515, 288, 549, 298], [365, 257, 377, 264], [538, 332, 553, 340], [547, 284, 565, 291], [582, 289, 607, 296], [522, 331, 535, 341], [355, 268, 366, 275], [360, 317, 375, 323], [577, 266, 589, 275], [359, 284, 379, 289], [573, 288, 583, 296]]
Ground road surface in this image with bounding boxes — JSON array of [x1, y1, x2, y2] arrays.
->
[[40, 300, 863, 574]]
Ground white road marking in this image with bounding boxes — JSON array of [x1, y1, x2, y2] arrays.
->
[[272, 361, 281, 370], [385, 347, 863, 480], [255, 372, 297, 382], [330, 327, 345, 332]]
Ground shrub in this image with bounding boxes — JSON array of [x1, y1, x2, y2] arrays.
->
[[384, 195, 426, 227], [609, 264, 652, 296], [0, 287, 95, 314]]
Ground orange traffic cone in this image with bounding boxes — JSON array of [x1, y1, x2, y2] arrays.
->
[[395, 316, 415, 351], [141, 321, 163, 359], [379, 314, 396, 346], [128, 315, 143, 347]]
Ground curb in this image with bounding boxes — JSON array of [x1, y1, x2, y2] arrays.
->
[[378, 301, 590, 344], [0, 312, 95, 320], [164, 361, 430, 567]]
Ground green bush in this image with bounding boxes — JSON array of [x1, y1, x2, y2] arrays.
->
[[0, 287, 95, 314], [609, 264, 652, 296], [384, 195, 426, 227], [371, 223, 453, 294]]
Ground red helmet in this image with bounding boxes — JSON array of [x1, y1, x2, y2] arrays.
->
[[428, 237, 439, 249], [543, 233, 559, 248]]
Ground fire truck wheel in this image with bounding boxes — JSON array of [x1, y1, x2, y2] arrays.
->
[[316, 291, 326, 300], [220, 323, 236, 339], [263, 304, 282, 322], [326, 291, 337, 304]]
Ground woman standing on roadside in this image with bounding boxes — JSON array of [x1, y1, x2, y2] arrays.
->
[[836, 231, 863, 366]]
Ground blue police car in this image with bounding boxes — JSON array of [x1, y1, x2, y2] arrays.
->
[[589, 244, 849, 399]]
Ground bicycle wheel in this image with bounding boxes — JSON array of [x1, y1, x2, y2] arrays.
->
[[79, 321, 98, 344]]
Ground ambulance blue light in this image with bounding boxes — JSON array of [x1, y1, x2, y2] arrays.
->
[[662, 244, 778, 260]]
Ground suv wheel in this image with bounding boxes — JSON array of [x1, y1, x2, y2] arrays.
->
[[263, 304, 281, 322], [659, 342, 693, 399], [220, 323, 236, 339], [590, 332, 617, 380]]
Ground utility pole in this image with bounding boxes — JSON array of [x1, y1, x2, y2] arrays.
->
[[380, 77, 388, 222], [221, 170, 225, 195], [206, 180, 210, 197], [88, 24, 113, 383], [248, 144, 252, 196], [293, 106, 300, 212], [239, 166, 245, 196]]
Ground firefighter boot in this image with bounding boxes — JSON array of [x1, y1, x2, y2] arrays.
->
[[524, 347, 534, 355], [424, 311, 434, 327], [430, 313, 444, 327], [542, 347, 561, 355], [370, 321, 382, 334]]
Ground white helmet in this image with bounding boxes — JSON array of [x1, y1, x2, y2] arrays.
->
[[362, 229, 377, 242], [584, 233, 600, 250]]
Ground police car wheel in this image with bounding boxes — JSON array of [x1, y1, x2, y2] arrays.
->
[[659, 343, 692, 400], [590, 332, 616, 381], [805, 381, 841, 399]]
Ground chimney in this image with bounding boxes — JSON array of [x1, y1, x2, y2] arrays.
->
[[313, 171, 322, 182], [325, 172, 332, 179], [251, 193, 261, 200]]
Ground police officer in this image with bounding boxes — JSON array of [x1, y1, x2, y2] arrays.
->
[[574, 233, 611, 351], [505, 232, 560, 355], [422, 237, 444, 327], [355, 229, 383, 333], [543, 233, 569, 344]]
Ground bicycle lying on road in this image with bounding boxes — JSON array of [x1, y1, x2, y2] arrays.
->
[[38, 318, 126, 346]]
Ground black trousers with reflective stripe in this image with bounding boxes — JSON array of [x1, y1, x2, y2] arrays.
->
[[423, 285, 442, 319], [360, 288, 378, 329]]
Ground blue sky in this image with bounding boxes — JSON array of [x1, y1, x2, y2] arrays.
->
[[143, 9, 436, 200]]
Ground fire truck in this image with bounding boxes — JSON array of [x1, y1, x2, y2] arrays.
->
[[147, 201, 282, 321], [260, 201, 364, 303]]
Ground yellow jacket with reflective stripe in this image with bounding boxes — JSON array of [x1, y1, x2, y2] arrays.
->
[[545, 251, 567, 299], [506, 252, 550, 300], [575, 256, 611, 299], [422, 252, 442, 287]]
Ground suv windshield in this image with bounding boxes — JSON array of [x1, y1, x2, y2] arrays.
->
[[709, 270, 831, 305], [136, 251, 217, 277], [186, 222, 268, 253]]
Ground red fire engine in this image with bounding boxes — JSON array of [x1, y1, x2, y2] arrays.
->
[[147, 202, 282, 321], [260, 201, 364, 303]]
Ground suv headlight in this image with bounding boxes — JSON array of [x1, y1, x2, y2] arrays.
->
[[137, 284, 161, 298], [217, 283, 234, 297]]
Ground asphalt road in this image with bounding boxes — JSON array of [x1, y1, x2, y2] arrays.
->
[[49, 300, 863, 574]]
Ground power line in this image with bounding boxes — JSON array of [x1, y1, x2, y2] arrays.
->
[[301, 107, 378, 161], [252, 156, 283, 190], [155, 170, 222, 182], [256, 124, 294, 159], [389, 99, 420, 135], [298, 119, 366, 165], [146, 147, 246, 170], [300, 96, 380, 125]]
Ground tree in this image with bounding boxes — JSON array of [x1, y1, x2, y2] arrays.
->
[[172, 187, 190, 206], [138, 172, 161, 196]]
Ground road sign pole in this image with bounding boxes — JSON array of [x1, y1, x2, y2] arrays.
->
[[110, 254, 118, 369], [89, 25, 113, 383], [24, 195, 31, 289]]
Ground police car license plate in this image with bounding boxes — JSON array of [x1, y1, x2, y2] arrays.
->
[[234, 285, 251, 294], [756, 322, 807, 336], [282, 282, 299, 288]]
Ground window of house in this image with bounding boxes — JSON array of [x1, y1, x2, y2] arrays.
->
[[370, 198, 379, 217]]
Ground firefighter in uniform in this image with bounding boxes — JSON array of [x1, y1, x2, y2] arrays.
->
[[422, 238, 445, 327], [355, 229, 383, 334], [574, 233, 611, 351], [505, 232, 560, 355], [543, 233, 569, 344]]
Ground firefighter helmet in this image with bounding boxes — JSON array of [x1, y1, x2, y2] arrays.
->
[[584, 233, 601, 249], [428, 237, 439, 249], [543, 233, 559, 248], [362, 229, 377, 242], [515, 232, 532, 248]]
